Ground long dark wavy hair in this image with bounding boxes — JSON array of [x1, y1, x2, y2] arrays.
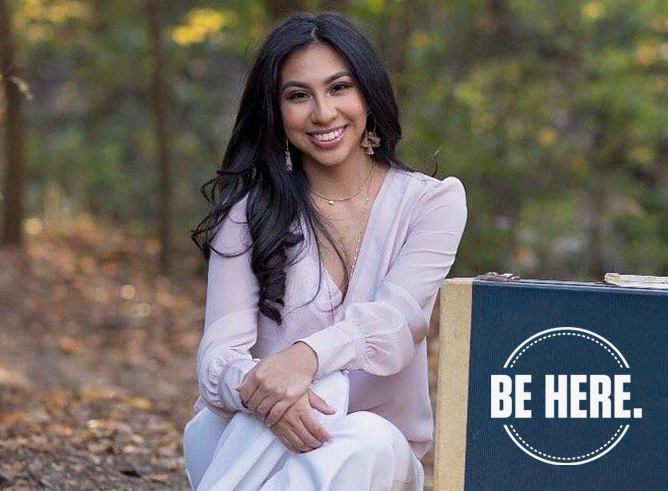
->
[[190, 11, 433, 325]]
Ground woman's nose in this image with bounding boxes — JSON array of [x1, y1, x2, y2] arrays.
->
[[311, 96, 337, 124]]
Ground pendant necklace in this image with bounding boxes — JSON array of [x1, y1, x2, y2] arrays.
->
[[312, 163, 375, 304], [349, 175, 372, 279]]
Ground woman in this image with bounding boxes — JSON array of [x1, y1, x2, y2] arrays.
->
[[185, 11, 467, 491]]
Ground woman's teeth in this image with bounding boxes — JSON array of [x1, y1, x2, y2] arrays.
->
[[312, 126, 345, 142]]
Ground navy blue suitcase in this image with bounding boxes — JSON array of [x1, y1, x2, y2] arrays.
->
[[434, 277, 668, 491]]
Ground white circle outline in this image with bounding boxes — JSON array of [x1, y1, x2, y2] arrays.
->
[[504, 424, 630, 465], [501, 326, 632, 465], [509, 333, 623, 369], [503, 327, 629, 369]]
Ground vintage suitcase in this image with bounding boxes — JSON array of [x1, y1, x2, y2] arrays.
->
[[434, 277, 668, 491]]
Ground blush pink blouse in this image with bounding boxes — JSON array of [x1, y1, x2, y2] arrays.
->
[[193, 165, 467, 459]]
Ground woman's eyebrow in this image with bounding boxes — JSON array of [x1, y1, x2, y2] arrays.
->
[[281, 70, 351, 92]]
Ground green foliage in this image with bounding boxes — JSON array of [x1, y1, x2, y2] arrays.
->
[[11, 0, 668, 278]]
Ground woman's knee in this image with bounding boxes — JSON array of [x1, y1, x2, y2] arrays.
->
[[311, 370, 350, 417], [342, 411, 398, 457], [183, 408, 232, 489]]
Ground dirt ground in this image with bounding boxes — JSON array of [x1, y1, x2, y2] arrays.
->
[[0, 218, 439, 490]]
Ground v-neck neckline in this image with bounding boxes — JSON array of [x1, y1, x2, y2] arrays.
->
[[319, 165, 395, 303]]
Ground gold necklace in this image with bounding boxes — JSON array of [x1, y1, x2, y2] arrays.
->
[[350, 172, 373, 278], [328, 165, 374, 285], [310, 163, 375, 206]]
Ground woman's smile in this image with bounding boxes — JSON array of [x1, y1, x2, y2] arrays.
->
[[308, 124, 348, 150]]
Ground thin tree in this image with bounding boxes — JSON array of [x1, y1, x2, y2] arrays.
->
[[267, 0, 304, 22], [0, 0, 26, 247], [375, 0, 418, 106], [147, 0, 173, 274], [320, 0, 349, 13]]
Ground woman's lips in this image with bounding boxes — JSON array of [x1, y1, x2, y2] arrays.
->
[[308, 125, 347, 150]]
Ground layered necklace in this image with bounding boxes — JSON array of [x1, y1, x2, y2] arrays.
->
[[310, 162, 376, 283]]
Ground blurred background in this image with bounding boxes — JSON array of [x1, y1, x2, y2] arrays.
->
[[1, 0, 667, 489]]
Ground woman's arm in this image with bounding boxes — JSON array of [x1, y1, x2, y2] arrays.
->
[[201, 196, 332, 438], [196, 194, 261, 417], [296, 176, 468, 379]]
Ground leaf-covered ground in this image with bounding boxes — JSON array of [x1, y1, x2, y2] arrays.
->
[[0, 219, 440, 490]]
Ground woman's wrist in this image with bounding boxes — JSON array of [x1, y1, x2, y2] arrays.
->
[[291, 341, 319, 379]]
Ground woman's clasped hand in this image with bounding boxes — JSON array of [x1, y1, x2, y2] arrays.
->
[[235, 341, 337, 452], [267, 389, 335, 453]]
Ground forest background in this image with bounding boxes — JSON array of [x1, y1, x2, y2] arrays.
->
[[1, 0, 667, 489]]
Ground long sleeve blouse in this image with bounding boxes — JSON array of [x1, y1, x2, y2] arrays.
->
[[193, 165, 467, 459]]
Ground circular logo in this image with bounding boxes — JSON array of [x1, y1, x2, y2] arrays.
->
[[491, 327, 642, 465]]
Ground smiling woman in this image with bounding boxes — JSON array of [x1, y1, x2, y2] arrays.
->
[[279, 48, 368, 168], [185, 11, 467, 491]]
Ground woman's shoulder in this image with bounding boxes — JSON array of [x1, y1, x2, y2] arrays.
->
[[392, 167, 466, 208], [227, 192, 251, 223], [392, 168, 467, 237], [212, 192, 253, 253]]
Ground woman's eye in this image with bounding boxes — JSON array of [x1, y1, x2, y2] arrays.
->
[[332, 83, 351, 92], [286, 83, 351, 101], [288, 92, 308, 101]]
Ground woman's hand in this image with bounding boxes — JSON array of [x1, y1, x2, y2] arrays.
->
[[237, 342, 319, 426], [269, 389, 335, 453]]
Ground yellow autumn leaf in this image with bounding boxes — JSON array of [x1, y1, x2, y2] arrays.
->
[[582, 2, 604, 22], [128, 397, 153, 410]]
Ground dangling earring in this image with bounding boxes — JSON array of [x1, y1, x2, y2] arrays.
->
[[285, 137, 293, 172], [361, 112, 381, 155]]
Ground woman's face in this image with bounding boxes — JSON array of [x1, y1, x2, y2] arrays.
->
[[279, 42, 368, 170]]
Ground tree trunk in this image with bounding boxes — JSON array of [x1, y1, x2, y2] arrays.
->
[[586, 114, 610, 281], [147, 0, 173, 274], [375, 0, 418, 107], [320, 0, 349, 13], [0, 0, 26, 248], [267, 0, 304, 23], [587, 172, 606, 280]]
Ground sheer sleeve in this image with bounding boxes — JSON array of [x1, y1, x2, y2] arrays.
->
[[196, 194, 260, 417], [296, 176, 467, 379]]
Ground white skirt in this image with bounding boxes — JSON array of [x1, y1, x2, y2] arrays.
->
[[183, 370, 425, 491]]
